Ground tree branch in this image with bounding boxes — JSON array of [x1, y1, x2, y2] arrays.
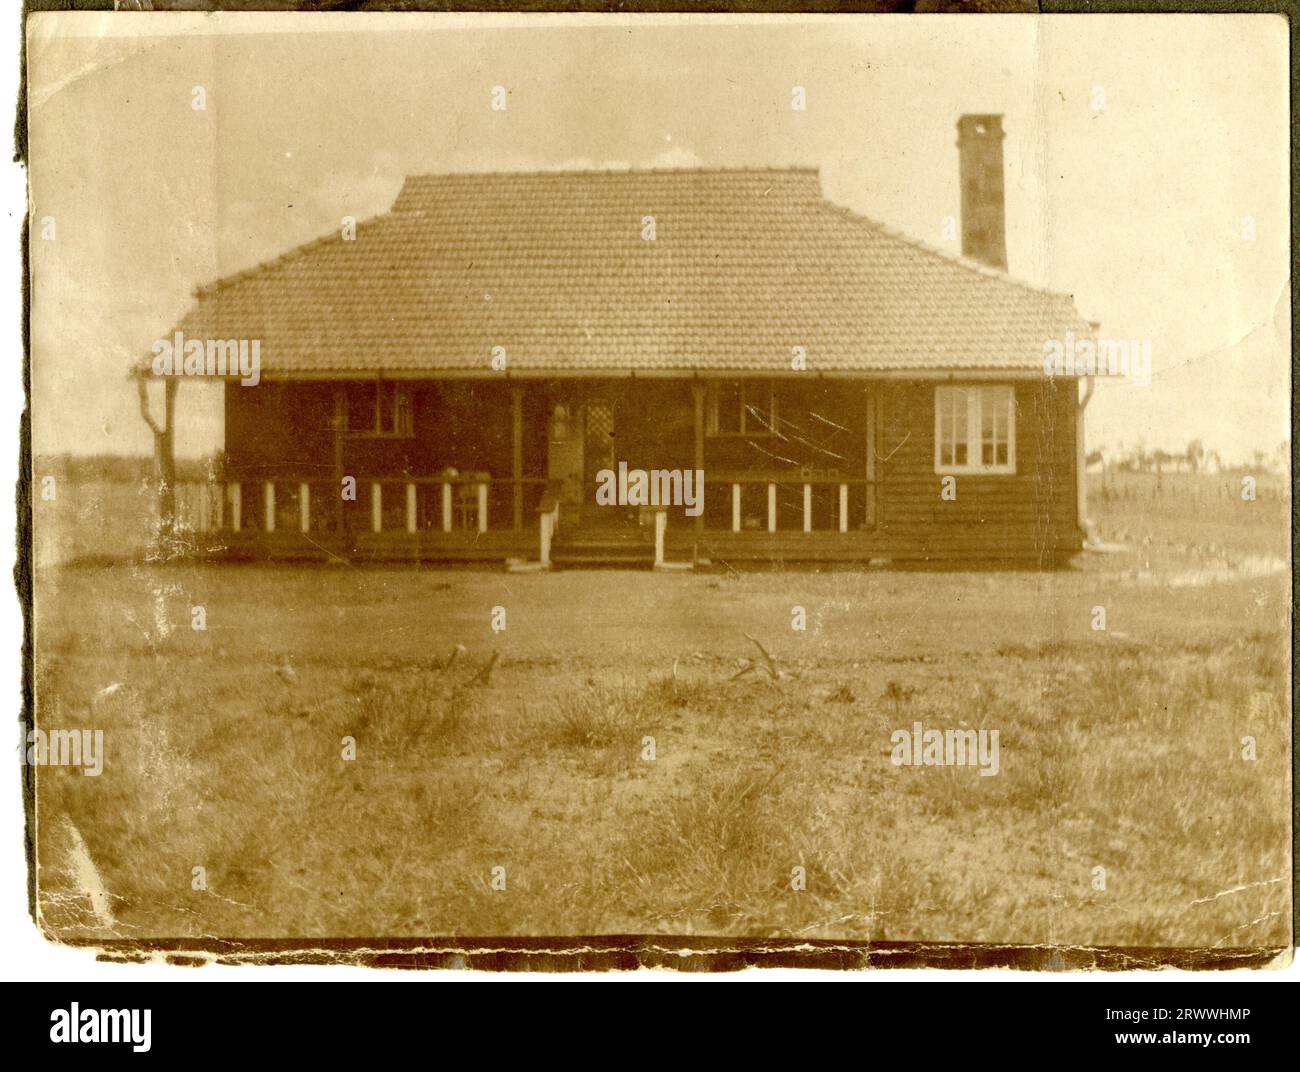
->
[[136, 378, 163, 436]]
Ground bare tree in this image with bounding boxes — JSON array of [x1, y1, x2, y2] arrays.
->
[[136, 375, 178, 540]]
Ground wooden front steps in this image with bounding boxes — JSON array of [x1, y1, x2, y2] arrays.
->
[[550, 523, 656, 569]]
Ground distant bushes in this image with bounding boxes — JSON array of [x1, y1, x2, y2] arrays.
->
[[34, 453, 221, 482]]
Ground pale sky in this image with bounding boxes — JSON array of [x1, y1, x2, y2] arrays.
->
[[26, 12, 1290, 464]]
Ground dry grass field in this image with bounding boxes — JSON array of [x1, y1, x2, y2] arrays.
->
[[30, 477, 1292, 952]]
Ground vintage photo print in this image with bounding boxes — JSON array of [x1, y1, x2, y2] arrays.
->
[[22, 10, 1292, 970]]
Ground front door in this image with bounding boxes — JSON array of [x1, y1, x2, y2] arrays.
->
[[547, 399, 584, 522], [545, 388, 633, 528]]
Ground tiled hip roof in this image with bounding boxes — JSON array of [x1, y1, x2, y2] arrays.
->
[[165, 168, 1094, 377]]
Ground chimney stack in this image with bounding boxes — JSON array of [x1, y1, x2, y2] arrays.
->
[[956, 114, 1007, 271]]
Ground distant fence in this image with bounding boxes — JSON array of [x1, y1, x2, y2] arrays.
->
[[1089, 470, 1288, 504], [33, 478, 213, 568]]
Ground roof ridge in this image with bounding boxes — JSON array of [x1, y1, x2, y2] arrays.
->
[[398, 165, 821, 181]]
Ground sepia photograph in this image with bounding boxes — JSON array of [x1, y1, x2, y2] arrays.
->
[[18, 7, 1293, 980]]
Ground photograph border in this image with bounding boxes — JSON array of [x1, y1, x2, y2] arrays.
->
[[14, 0, 1297, 974]]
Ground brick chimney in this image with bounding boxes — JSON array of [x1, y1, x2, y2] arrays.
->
[[956, 114, 1007, 271]]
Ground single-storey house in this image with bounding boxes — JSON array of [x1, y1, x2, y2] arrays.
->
[[145, 114, 1097, 567]]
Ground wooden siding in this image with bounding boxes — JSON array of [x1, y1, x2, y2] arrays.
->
[[217, 376, 1082, 566], [224, 381, 549, 483], [871, 380, 1079, 564]]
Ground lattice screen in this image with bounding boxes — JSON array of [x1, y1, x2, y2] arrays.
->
[[585, 399, 615, 473]]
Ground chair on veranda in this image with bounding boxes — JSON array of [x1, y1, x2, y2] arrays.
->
[[455, 471, 491, 529]]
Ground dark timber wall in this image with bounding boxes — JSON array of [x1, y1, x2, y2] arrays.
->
[[682, 378, 1081, 566], [223, 380, 547, 482], [222, 376, 1082, 567], [872, 379, 1078, 564]]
